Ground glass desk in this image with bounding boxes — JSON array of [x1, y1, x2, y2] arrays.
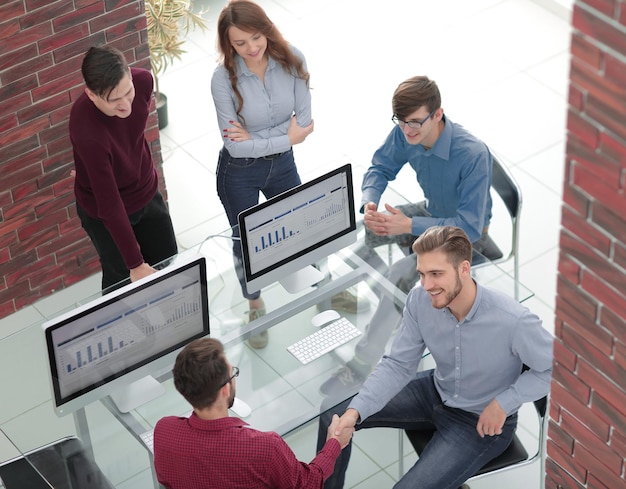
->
[[0, 224, 532, 489]]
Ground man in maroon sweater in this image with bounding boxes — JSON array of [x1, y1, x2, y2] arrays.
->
[[70, 45, 177, 291], [154, 338, 353, 489]]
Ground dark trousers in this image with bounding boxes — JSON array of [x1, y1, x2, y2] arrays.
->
[[77, 191, 178, 292], [317, 370, 517, 489]]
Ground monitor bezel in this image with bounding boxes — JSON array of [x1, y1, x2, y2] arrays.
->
[[42, 255, 209, 416], [237, 163, 356, 293]]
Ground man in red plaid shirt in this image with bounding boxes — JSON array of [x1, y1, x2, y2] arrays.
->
[[154, 338, 353, 488]]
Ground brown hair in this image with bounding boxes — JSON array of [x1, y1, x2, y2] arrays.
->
[[217, 0, 309, 123], [81, 45, 130, 100], [412, 226, 472, 267], [172, 338, 230, 409], [392, 76, 441, 120]]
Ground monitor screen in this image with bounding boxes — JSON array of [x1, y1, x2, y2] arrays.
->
[[238, 164, 356, 294], [42, 255, 209, 416]]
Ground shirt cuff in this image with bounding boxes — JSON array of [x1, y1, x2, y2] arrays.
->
[[495, 390, 520, 416]]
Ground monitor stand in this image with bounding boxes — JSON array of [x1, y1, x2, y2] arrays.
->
[[109, 376, 166, 413], [279, 265, 324, 294]]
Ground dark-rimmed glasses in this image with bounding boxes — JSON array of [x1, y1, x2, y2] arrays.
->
[[391, 109, 436, 129], [218, 366, 239, 389]]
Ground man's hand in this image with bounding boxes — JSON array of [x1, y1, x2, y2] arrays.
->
[[364, 202, 412, 237], [327, 408, 360, 450], [476, 399, 506, 438], [223, 120, 251, 142], [327, 414, 354, 449], [287, 116, 314, 145], [129, 262, 157, 282]]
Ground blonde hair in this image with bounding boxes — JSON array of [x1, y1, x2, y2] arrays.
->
[[412, 226, 472, 267]]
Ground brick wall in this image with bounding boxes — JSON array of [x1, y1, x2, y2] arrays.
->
[[547, 1, 626, 487], [0, 0, 164, 320]]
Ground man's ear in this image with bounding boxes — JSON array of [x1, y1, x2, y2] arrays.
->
[[459, 259, 471, 277], [85, 87, 98, 103], [220, 381, 231, 398]]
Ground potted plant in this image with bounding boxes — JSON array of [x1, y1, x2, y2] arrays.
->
[[145, 0, 208, 129]]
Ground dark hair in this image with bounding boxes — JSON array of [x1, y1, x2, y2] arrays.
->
[[392, 76, 441, 120], [81, 45, 130, 100], [217, 0, 309, 124], [412, 226, 472, 267], [172, 338, 230, 409]]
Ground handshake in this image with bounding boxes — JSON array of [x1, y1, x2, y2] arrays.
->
[[326, 409, 360, 449]]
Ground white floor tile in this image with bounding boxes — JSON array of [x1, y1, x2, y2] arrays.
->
[[519, 248, 560, 311], [0, 307, 44, 341], [516, 140, 567, 198]]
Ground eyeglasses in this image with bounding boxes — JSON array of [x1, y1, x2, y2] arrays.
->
[[391, 109, 436, 129], [218, 366, 239, 390]]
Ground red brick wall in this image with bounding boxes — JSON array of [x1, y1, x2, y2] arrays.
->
[[0, 0, 164, 319], [547, 1, 626, 487]]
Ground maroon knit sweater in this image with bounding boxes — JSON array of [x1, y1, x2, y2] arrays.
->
[[70, 67, 158, 269]]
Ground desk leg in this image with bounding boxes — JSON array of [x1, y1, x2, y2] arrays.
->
[[398, 431, 404, 479], [73, 408, 95, 461], [149, 453, 160, 489], [100, 397, 161, 489]]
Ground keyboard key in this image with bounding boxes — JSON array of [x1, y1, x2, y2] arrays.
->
[[140, 430, 154, 453], [287, 317, 362, 365]]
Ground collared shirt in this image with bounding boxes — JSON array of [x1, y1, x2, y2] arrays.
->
[[154, 414, 340, 489], [350, 282, 554, 420], [211, 45, 312, 159], [360, 116, 493, 243]]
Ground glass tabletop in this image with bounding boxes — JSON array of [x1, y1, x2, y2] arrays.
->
[[0, 218, 532, 488]]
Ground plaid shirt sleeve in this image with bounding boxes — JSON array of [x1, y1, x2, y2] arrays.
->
[[263, 434, 341, 489]]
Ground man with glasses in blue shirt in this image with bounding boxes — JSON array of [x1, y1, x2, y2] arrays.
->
[[322, 76, 503, 395]]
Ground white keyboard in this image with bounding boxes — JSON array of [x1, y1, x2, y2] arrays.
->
[[140, 429, 154, 453], [287, 317, 362, 365]]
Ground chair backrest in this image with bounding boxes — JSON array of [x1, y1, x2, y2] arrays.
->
[[492, 157, 522, 221], [488, 156, 523, 293], [533, 395, 548, 419]]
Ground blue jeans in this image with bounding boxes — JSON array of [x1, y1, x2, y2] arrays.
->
[[317, 370, 517, 489], [216, 147, 300, 300]]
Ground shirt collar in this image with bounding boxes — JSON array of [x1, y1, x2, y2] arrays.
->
[[461, 280, 483, 323], [236, 55, 276, 77], [427, 114, 452, 160], [187, 412, 249, 431]]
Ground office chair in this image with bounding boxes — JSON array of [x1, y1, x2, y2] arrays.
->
[[472, 156, 523, 299], [0, 436, 115, 489]]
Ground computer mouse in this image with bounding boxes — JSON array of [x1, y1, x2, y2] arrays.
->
[[311, 309, 341, 328], [231, 397, 252, 418]]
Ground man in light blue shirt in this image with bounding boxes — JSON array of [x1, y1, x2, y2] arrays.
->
[[320, 226, 553, 489]]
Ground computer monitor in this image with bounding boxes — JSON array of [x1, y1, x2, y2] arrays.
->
[[238, 164, 357, 294], [42, 255, 209, 416]]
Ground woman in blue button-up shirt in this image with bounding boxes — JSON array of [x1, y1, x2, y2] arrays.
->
[[211, 0, 313, 348]]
